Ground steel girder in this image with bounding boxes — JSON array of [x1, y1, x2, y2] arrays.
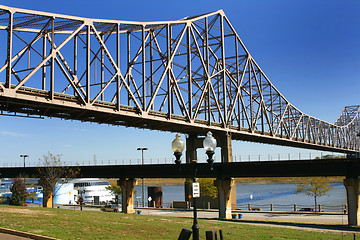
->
[[0, 5, 358, 153]]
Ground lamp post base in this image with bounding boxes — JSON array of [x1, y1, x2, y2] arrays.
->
[[192, 197, 199, 240]]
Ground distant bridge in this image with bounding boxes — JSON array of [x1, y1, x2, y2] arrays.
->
[[0, 5, 358, 153]]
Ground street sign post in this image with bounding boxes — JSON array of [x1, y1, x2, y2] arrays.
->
[[78, 197, 84, 211]]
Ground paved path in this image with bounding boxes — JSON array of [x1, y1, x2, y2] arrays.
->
[[0, 232, 31, 240], [137, 209, 359, 234], [60, 204, 349, 225], [136, 208, 347, 224]]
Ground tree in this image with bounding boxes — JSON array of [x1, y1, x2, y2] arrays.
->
[[199, 178, 218, 199], [37, 152, 80, 208], [105, 184, 122, 203], [10, 178, 29, 206], [105, 184, 122, 196], [296, 177, 333, 212]]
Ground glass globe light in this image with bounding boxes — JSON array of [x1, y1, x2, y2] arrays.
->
[[172, 133, 184, 153], [172, 133, 184, 166], [203, 131, 216, 170], [203, 131, 217, 152]]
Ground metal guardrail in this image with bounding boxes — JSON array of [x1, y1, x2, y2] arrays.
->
[[0, 153, 346, 167], [134, 201, 346, 213]]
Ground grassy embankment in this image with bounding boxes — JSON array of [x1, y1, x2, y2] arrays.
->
[[0, 205, 355, 240]]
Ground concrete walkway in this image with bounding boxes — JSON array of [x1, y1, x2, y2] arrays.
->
[[135, 208, 360, 234], [0, 232, 30, 240], [134, 208, 346, 224], [59, 205, 360, 234], [0, 227, 59, 240]]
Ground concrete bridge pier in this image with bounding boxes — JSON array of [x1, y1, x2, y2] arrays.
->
[[42, 190, 53, 208], [117, 178, 137, 214], [217, 133, 237, 218], [185, 133, 236, 219], [38, 179, 53, 208], [344, 177, 360, 226], [214, 178, 235, 219]]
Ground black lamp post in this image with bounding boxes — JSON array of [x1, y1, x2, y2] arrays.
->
[[20, 154, 29, 168], [172, 132, 217, 240], [191, 159, 199, 240], [137, 147, 148, 207]]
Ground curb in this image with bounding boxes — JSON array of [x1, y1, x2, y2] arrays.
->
[[0, 227, 59, 240]]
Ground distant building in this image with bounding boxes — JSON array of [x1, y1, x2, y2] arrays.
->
[[1, 178, 114, 205], [54, 178, 114, 205]]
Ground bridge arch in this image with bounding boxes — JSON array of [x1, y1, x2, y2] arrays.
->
[[0, 5, 358, 153]]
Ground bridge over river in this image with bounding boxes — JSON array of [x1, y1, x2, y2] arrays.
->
[[0, 5, 359, 226]]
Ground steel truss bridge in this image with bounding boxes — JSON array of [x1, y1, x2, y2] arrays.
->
[[0, 5, 358, 153]]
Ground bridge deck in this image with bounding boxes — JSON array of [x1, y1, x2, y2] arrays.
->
[[1, 158, 359, 179]]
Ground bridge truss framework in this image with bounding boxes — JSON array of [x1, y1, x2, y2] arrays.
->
[[0, 5, 358, 153]]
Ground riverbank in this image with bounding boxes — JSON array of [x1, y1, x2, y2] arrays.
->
[[108, 176, 345, 186]]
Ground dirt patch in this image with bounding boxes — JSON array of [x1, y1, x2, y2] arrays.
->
[[0, 208, 38, 215], [160, 219, 172, 222], [0, 208, 54, 216]]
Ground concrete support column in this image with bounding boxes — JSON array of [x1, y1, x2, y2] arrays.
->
[[218, 133, 233, 163], [186, 134, 199, 164], [214, 178, 235, 219], [117, 178, 137, 214], [344, 178, 360, 226], [38, 178, 53, 208], [216, 133, 237, 209], [185, 132, 236, 214], [42, 189, 53, 208]]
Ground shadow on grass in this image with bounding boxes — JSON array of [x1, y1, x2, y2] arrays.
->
[[201, 218, 360, 233]]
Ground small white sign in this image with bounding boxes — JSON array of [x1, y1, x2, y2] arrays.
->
[[148, 196, 152, 202], [192, 182, 200, 198]]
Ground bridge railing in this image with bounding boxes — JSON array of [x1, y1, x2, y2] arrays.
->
[[0, 153, 346, 167], [236, 203, 346, 213]]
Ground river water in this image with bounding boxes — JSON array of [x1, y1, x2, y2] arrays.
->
[[134, 182, 347, 212]]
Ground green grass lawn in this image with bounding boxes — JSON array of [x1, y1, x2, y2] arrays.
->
[[0, 205, 355, 239]]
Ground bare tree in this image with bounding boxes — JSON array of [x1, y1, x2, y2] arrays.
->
[[37, 152, 80, 208]]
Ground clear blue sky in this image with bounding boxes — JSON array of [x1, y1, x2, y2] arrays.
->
[[0, 0, 358, 165]]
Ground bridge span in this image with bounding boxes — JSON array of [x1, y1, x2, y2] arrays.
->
[[1, 158, 360, 179], [0, 5, 358, 153]]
